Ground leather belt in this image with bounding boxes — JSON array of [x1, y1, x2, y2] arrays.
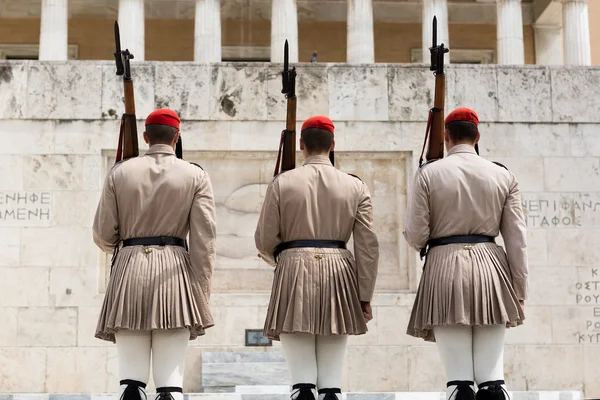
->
[[274, 240, 346, 262], [420, 234, 495, 260], [111, 236, 188, 271], [122, 236, 186, 248]]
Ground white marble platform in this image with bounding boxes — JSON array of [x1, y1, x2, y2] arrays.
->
[[0, 391, 585, 400]]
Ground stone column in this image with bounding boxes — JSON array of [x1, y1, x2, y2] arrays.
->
[[560, 0, 591, 65], [118, 0, 145, 61], [271, 0, 298, 63], [39, 0, 68, 60], [194, 0, 222, 62], [496, 0, 525, 65], [533, 24, 564, 65], [347, 0, 375, 64], [422, 0, 449, 63]]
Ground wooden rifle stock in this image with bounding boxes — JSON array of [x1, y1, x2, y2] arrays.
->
[[113, 21, 139, 164], [419, 16, 449, 168], [274, 40, 297, 176]]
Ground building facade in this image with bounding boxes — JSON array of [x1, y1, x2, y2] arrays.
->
[[0, 0, 597, 65], [1, 0, 600, 399]]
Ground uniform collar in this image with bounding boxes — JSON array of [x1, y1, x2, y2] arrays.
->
[[145, 144, 175, 155], [303, 155, 333, 166], [447, 143, 477, 156]]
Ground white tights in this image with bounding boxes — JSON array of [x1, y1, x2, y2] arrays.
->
[[280, 333, 348, 399], [115, 329, 189, 400], [433, 325, 506, 400]]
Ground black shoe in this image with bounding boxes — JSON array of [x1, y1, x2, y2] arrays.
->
[[318, 388, 341, 400], [447, 380, 476, 400], [291, 383, 316, 400], [156, 386, 183, 400], [476, 380, 509, 400], [120, 380, 147, 400]]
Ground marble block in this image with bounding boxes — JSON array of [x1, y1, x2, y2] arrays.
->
[[0, 227, 21, 267], [266, 65, 329, 122], [54, 120, 114, 155], [0, 267, 50, 306], [445, 65, 499, 122], [483, 156, 544, 192], [208, 65, 268, 120], [406, 347, 445, 391], [569, 124, 600, 157], [505, 306, 553, 344], [544, 158, 600, 192], [551, 67, 600, 123], [49, 267, 105, 308], [101, 64, 155, 121], [17, 307, 78, 347], [154, 64, 211, 120], [0, 307, 18, 346], [478, 123, 570, 157], [347, 346, 409, 392], [21, 227, 86, 267], [0, 62, 28, 119], [46, 348, 109, 392], [24, 155, 83, 191], [202, 352, 290, 389], [329, 65, 389, 121], [234, 386, 289, 394], [27, 62, 103, 120], [0, 120, 55, 155], [497, 67, 552, 123], [388, 66, 434, 122], [547, 229, 600, 267], [0, 348, 47, 392]]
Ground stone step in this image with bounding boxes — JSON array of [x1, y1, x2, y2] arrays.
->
[[0, 391, 585, 400]]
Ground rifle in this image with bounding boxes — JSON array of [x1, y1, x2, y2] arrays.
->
[[273, 40, 297, 176], [113, 21, 139, 164], [418, 16, 449, 168]]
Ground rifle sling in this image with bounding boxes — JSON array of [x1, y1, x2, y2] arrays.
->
[[419, 107, 444, 167], [273, 130, 285, 177]]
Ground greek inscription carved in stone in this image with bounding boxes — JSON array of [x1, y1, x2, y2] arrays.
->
[[520, 195, 600, 228], [575, 267, 600, 343], [0, 191, 52, 222]]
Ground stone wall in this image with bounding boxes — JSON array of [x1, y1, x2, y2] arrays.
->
[[0, 60, 599, 397]]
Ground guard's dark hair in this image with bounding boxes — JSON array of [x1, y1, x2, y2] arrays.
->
[[146, 124, 178, 145], [301, 128, 333, 154], [445, 121, 478, 143]]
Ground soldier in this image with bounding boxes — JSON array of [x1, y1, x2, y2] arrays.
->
[[255, 116, 379, 400], [403, 107, 528, 400], [93, 109, 217, 400]]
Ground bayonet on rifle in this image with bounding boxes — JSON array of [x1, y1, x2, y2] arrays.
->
[[418, 16, 449, 168], [113, 21, 139, 163], [273, 40, 297, 176]]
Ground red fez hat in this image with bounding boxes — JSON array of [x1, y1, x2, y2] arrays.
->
[[444, 107, 479, 126], [145, 108, 181, 130], [301, 116, 335, 134]]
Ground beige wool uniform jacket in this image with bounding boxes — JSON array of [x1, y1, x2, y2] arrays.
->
[[93, 144, 217, 299], [255, 155, 379, 302], [403, 144, 528, 300]]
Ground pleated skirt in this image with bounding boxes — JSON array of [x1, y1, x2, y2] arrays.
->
[[407, 242, 525, 342], [263, 247, 367, 341], [95, 245, 214, 343]]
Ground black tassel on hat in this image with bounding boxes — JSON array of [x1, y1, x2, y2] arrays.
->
[[175, 136, 183, 159]]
